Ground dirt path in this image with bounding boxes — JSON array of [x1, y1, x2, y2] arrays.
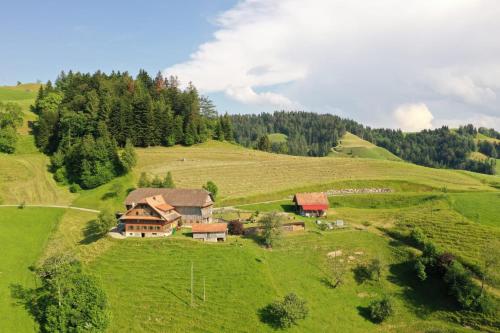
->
[[0, 204, 99, 213]]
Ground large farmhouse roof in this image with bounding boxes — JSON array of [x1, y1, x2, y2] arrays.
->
[[125, 188, 213, 208], [293, 192, 329, 209], [192, 223, 227, 233]]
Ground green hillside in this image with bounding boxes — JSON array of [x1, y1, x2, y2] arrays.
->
[[0, 208, 64, 333], [0, 85, 74, 205], [331, 132, 401, 161]]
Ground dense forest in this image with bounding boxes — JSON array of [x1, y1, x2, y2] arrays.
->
[[33, 70, 233, 189], [231, 111, 365, 156], [231, 112, 497, 175], [369, 125, 497, 174]]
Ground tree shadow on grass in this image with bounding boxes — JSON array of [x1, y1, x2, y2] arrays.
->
[[356, 305, 373, 322], [101, 192, 118, 200], [10, 284, 39, 322], [387, 261, 458, 318], [80, 219, 102, 245], [258, 304, 282, 330], [352, 264, 371, 285]]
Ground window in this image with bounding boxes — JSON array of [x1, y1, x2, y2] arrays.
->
[[129, 226, 134, 230], [129, 233, 133, 236], [149, 226, 154, 230], [155, 226, 160, 230], [152, 233, 157, 236]]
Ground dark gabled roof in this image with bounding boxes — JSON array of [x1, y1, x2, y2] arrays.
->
[[125, 188, 213, 208]]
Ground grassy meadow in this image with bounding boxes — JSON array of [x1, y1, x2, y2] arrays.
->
[[0, 207, 64, 333], [88, 230, 469, 333], [331, 132, 401, 161]]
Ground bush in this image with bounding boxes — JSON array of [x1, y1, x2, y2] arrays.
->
[[262, 293, 308, 328], [53, 167, 67, 183], [203, 180, 218, 201], [409, 227, 427, 248], [20, 255, 110, 332], [368, 296, 393, 323], [95, 208, 116, 236], [414, 259, 427, 281], [228, 220, 244, 235], [69, 183, 81, 193]]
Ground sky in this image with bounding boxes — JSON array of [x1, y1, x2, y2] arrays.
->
[[2, 0, 500, 130]]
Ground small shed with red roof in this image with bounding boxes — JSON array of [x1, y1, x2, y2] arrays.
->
[[293, 192, 329, 217]]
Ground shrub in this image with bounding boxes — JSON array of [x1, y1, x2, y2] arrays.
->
[[409, 227, 427, 248], [366, 259, 382, 281], [414, 259, 427, 281], [53, 167, 67, 183], [262, 293, 308, 328], [203, 180, 218, 200], [69, 183, 81, 193], [368, 296, 393, 323], [228, 220, 244, 235], [95, 208, 116, 236]]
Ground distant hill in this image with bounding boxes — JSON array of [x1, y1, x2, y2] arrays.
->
[[331, 132, 401, 161]]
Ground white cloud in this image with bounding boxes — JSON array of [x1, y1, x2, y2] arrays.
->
[[393, 104, 434, 131], [425, 69, 496, 105], [165, 0, 500, 128]]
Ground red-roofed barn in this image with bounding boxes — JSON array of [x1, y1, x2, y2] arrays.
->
[[293, 192, 329, 217]]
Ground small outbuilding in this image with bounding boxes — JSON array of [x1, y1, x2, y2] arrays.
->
[[192, 223, 228, 242], [293, 192, 329, 217]]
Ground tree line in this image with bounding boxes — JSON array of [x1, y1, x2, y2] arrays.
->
[[231, 111, 365, 156], [0, 102, 23, 153], [230, 112, 497, 175], [33, 70, 233, 189]]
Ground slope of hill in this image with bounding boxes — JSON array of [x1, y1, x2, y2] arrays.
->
[[331, 132, 401, 161], [0, 84, 74, 205]]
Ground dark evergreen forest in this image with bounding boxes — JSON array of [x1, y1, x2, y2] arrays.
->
[[33, 70, 232, 189], [230, 112, 497, 175]]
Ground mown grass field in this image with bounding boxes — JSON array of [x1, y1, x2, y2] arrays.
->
[[88, 231, 468, 333], [130, 141, 496, 206], [331, 132, 401, 161], [448, 192, 500, 227], [0, 207, 64, 333]]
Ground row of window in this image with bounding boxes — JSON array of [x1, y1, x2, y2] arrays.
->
[[128, 225, 161, 231]]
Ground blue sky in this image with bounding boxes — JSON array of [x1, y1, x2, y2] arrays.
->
[[2, 1, 499, 129], [0, 0, 235, 84]]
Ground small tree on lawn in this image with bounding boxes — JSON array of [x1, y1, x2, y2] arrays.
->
[[151, 175, 163, 188], [366, 258, 382, 281], [263, 293, 308, 328], [368, 296, 393, 323], [137, 172, 151, 187], [228, 220, 244, 235], [259, 212, 283, 248], [162, 171, 175, 188], [203, 180, 218, 200], [328, 255, 348, 288], [96, 208, 116, 236]]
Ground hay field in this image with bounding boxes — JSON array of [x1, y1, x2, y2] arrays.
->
[[135, 141, 497, 204], [331, 132, 401, 161]]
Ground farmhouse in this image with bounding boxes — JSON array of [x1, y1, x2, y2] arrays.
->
[[120, 195, 181, 238], [192, 223, 228, 242], [293, 192, 329, 217], [125, 188, 214, 224]]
